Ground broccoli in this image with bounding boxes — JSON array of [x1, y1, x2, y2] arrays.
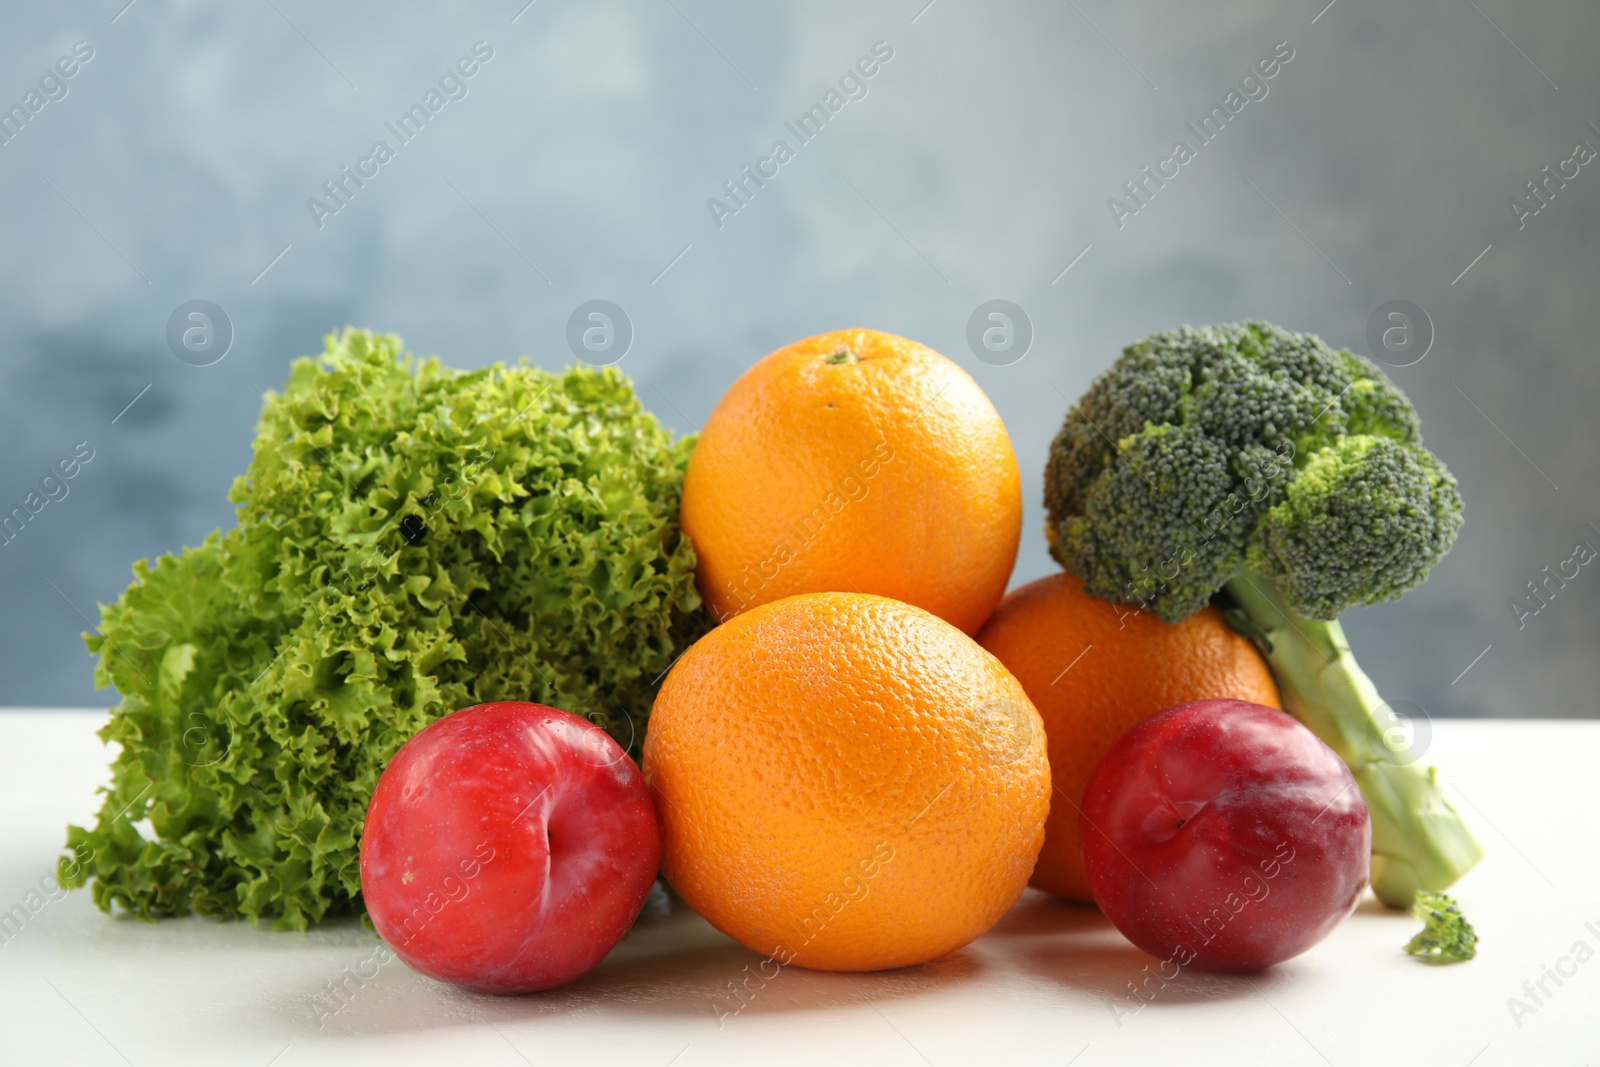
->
[[1404, 891, 1478, 962], [1045, 321, 1483, 908]]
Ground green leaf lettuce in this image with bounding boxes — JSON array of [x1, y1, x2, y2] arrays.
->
[[60, 328, 708, 928]]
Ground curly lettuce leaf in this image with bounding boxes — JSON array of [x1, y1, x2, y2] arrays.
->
[[61, 329, 708, 928]]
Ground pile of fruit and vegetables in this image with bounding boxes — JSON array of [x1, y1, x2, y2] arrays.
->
[[60, 319, 1481, 997]]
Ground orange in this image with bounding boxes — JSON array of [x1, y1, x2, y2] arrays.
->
[[680, 328, 1021, 635], [643, 592, 1049, 972], [975, 573, 1280, 903]]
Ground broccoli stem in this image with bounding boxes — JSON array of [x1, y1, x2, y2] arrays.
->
[[1222, 572, 1484, 908]]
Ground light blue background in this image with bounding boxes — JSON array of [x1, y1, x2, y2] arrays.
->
[[1, 0, 1595, 721]]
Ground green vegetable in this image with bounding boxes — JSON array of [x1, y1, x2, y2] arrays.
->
[[1404, 891, 1478, 962], [60, 329, 708, 928], [1045, 321, 1483, 907]]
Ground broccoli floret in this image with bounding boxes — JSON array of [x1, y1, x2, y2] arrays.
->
[[1404, 892, 1478, 963], [1046, 321, 1483, 908], [1251, 435, 1463, 619], [1046, 322, 1461, 623]]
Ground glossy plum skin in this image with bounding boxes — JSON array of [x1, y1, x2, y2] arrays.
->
[[360, 702, 661, 994], [1080, 700, 1369, 972]]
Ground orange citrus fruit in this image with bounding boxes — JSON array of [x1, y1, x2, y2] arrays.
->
[[643, 592, 1050, 971], [680, 328, 1021, 635], [975, 572, 1280, 903]]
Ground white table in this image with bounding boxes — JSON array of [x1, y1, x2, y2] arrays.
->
[[1, 711, 1593, 1066]]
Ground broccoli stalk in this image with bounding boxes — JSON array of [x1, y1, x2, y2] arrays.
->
[[1222, 572, 1484, 907], [1045, 321, 1483, 908]]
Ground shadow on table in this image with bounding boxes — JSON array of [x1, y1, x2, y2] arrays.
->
[[1353, 892, 1411, 919], [285, 886, 988, 1040], [277, 885, 1316, 1042], [989, 890, 1306, 1010]]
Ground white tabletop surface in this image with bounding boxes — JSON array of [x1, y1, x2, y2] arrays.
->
[[1, 710, 1594, 1067]]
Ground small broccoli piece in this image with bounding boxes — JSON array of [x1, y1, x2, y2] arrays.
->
[[1046, 321, 1482, 907], [1404, 891, 1478, 962]]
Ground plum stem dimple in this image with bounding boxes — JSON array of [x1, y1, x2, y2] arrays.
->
[[1144, 798, 1206, 844], [1168, 802, 1195, 834]]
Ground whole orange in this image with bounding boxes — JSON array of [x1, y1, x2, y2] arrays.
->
[[975, 573, 1281, 903], [643, 592, 1049, 972], [680, 329, 1021, 635]]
